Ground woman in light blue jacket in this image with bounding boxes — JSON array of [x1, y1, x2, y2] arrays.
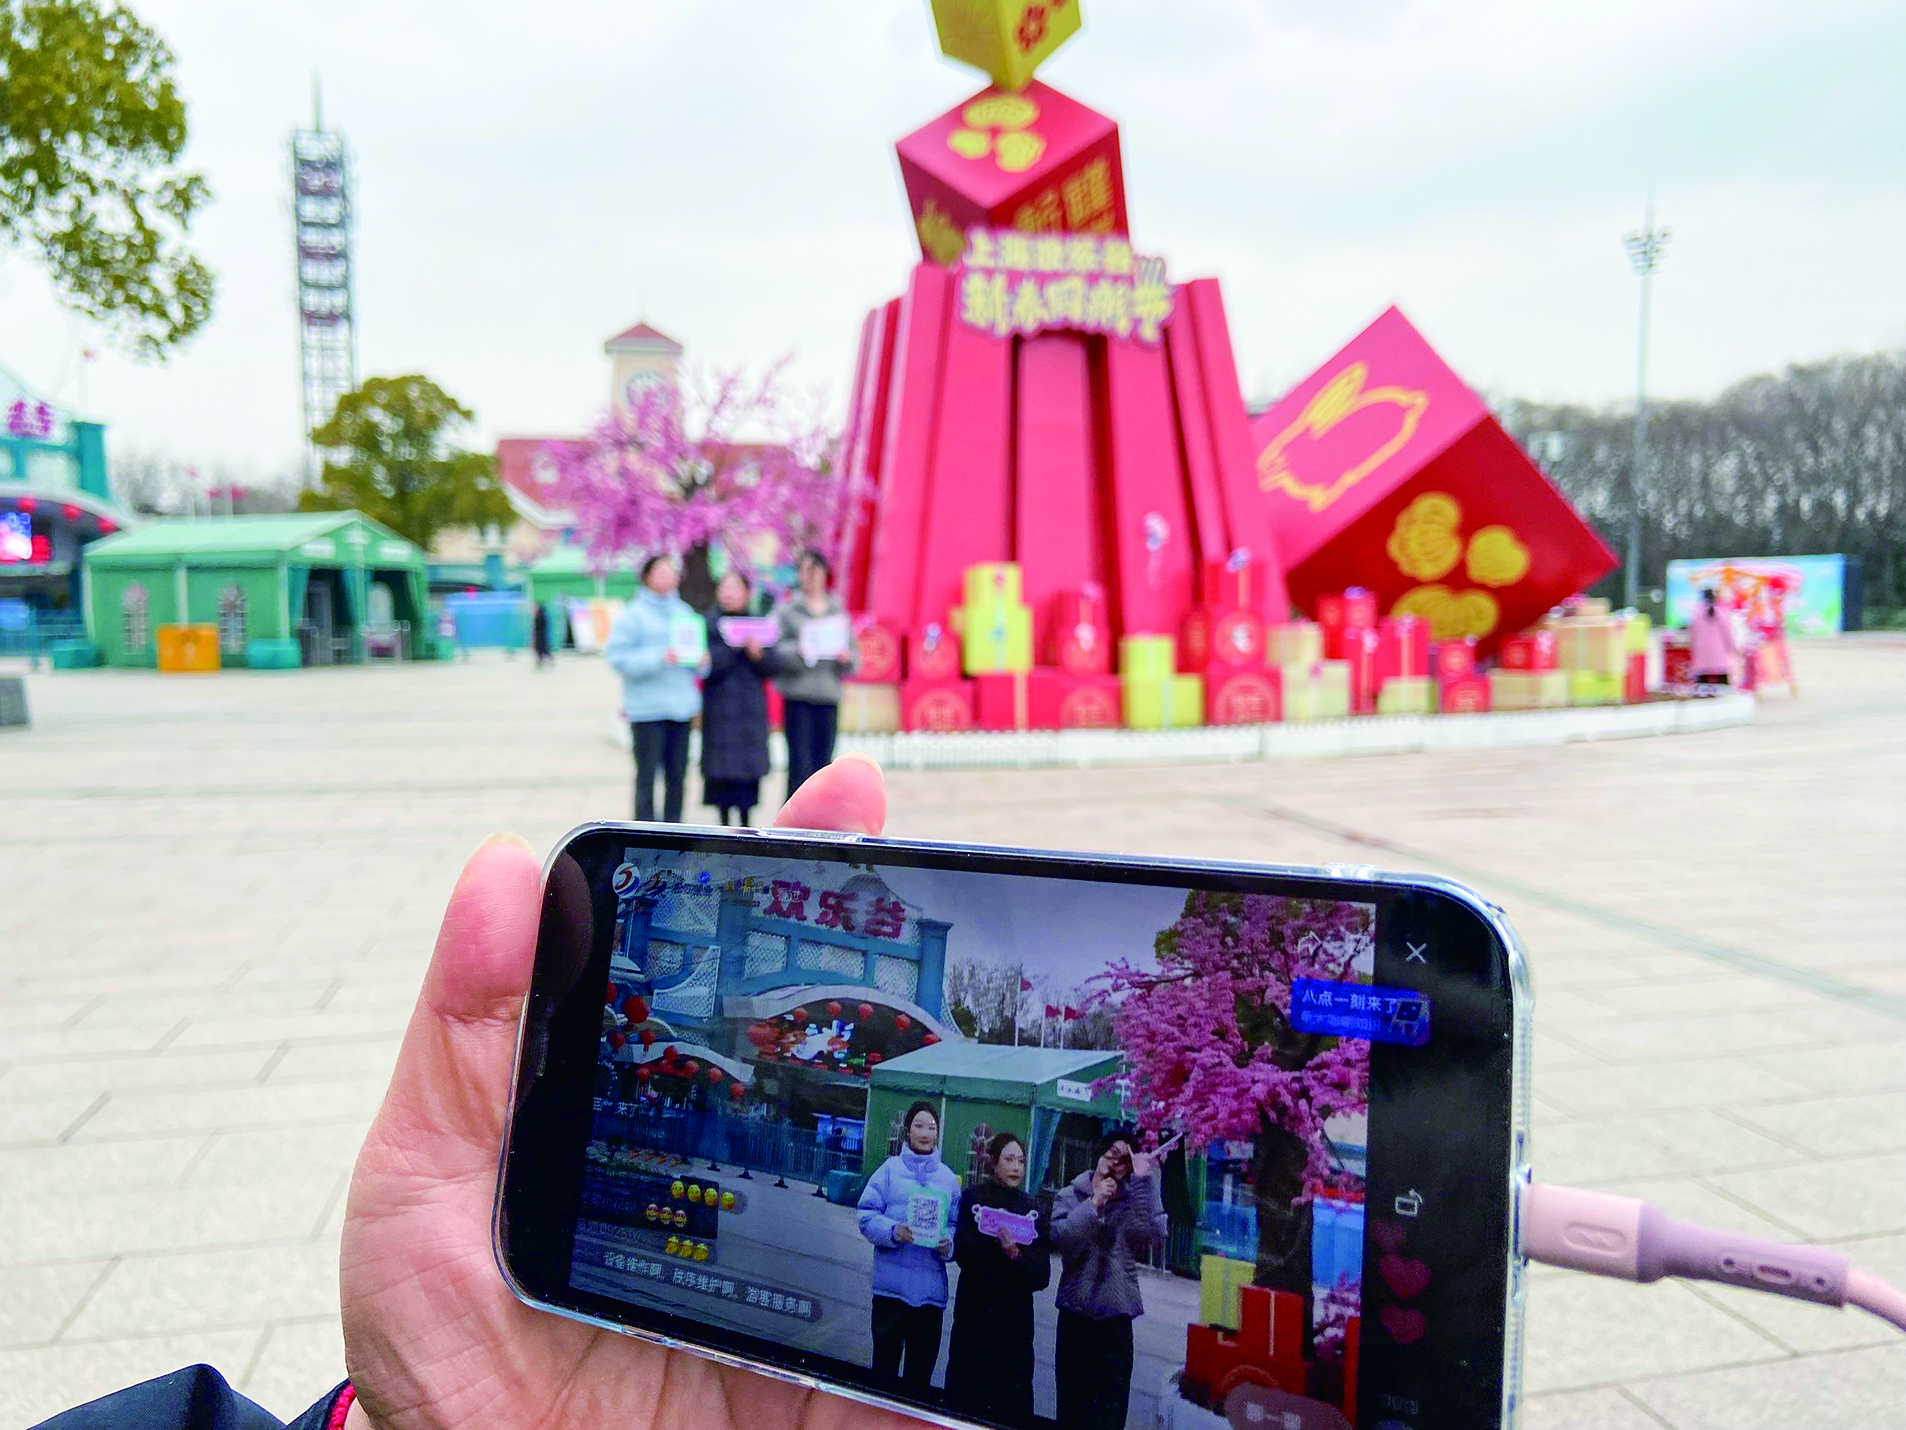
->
[[856, 1100, 961, 1396], [603, 555, 707, 822]]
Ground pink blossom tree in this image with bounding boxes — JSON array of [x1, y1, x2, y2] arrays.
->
[[1099, 891, 1373, 1296], [543, 362, 843, 605]]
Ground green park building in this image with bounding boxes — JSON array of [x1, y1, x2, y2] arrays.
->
[[82, 511, 431, 668]]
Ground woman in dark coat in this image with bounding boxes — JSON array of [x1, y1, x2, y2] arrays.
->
[[700, 570, 774, 826], [945, 1130, 1052, 1423]]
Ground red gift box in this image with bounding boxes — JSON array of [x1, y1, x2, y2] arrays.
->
[[1201, 548, 1265, 616], [1050, 585, 1111, 675], [1028, 670, 1122, 729], [1498, 630, 1557, 671], [1343, 626, 1379, 713], [908, 621, 962, 681], [1315, 588, 1378, 659], [1431, 637, 1476, 682], [974, 672, 1035, 730], [1183, 1287, 1308, 1400], [852, 616, 902, 684], [1625, 649, 1647, 703], [1208, 668, 1281, 725], [901, 678, 976, 732], [1252, 307, 1617, 657], [1439, 675, 1491, 714], [1374, 614, 1428, 682]]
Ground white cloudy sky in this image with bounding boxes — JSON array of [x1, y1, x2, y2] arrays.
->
[[2, 0, 1902, 478]]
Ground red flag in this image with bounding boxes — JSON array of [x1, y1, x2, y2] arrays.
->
[[1020, 977, 1034, 992], [1044, 1003, 1061, 1019], [1063, 1006, 1081, 1021]]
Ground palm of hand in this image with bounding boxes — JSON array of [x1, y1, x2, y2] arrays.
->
[[340, 763, 912, 1430]]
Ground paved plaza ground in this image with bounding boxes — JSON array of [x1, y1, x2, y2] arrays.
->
[[3, 638, 1903, 1429]]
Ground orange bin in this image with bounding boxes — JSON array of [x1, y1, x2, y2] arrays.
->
[[156, 624, 221, 673]]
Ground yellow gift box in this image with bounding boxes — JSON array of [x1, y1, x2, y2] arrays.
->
[[1568, 670, 1624, 706], [1281, 661, 1351, 722], [1265, 621, 1323, 668], [962, 562, 1023, 613], [930, 0, 1082, 92], [1119, 634, 1176, 681], [1123, 674, 1204, 728], [962, 604, 1033, 674], [1623, 612, 1652, 654], [1544, 618, 1626, 677], [1489, 669, 1569, 710], [839, 682, 901, 734], [1376, 676, 1435, 716], [1198, 1254, 1254, 1331]]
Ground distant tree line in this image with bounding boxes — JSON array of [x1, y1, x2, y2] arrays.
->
[[1496, 350, 1906, 616]]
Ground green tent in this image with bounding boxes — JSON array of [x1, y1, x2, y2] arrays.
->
[[863, 1043, 1128, 1191], [82, 512, 432, 668], [522, 546, 639, 647]]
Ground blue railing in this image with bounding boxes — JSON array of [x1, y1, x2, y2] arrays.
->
[[0, 610, 86, 666], [593, 1102, 863, 1188]]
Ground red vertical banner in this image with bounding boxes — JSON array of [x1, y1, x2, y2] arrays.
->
[[912, 319, 1017, 627], [1162, 307, 1228, 576], [839, 300, 900, 613], [1182, 278, 1291, 620], [868, 265, 955, 629], [1103, 336, 1195, 636], [1014, 332, 1100, 635]]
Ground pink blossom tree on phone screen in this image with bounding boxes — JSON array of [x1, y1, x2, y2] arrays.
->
[[1100, 892, 1373, 1298], [543, 363, 842, 606]]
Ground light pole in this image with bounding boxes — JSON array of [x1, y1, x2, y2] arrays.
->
[[1622, 202, 1669, 610]]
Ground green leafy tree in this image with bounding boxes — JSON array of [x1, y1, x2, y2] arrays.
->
[[299, 375, 515, 550], [0, 0, 214, 354]]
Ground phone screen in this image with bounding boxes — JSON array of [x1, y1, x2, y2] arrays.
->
[[500, 829, 1523, 1430]]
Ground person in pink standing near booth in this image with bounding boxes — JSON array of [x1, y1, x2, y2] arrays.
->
[[1687, 588, 1738, 685]]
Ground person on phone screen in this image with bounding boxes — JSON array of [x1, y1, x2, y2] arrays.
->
[[1687, 586, 1738, 686], [772, 550, 859, 804], [1049, 1130, 1167, 1430], [855, 1100, 960, 1396], [945, 1131, 1052, 1423], [604, 555, 707, 823], [700, 570, 775, 827]]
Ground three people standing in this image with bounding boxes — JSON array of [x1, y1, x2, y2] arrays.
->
[[773, 550, 859, 803], [604, 555, 707, 823]]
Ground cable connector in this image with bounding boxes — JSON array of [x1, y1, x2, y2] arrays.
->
[[1519, 1182, 1906, 1332]]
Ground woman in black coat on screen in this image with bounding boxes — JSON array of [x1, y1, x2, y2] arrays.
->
[[944, 1131, 1052, 1423], [700, 570, 775, 826]]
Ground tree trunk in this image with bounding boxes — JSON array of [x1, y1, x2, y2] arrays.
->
[[681, 542, 716, 612], [1250, 1116, 1314, 1348]]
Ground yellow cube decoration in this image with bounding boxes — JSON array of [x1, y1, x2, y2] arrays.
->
[[839, 683, 902, 734], [1376, 676, 1435, 716], [1124, 674, 1204, 729], [1489, 669, 1569, 710], [962, 561, 1023, 612], [1568, 670, 1624, 706], [1119, 634, 1175, 681], [962, 604, 1033, 674], [1198, 1254, 1254, 1330], [931, 0, 1083, 92]]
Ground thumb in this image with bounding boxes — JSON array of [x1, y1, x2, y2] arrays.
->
[[776, 754, 887, 835], [362, 834, 544, 1182]]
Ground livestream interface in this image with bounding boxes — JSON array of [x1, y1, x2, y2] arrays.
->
[[567, 847, 1460, 1430]]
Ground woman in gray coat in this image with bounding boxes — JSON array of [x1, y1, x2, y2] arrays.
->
[[772, 550, 859, 804]]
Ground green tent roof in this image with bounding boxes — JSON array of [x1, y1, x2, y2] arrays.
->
[[526, 545, 637, 576], [870, 1043, 1123, 1104], [85, 512, 422, 565]]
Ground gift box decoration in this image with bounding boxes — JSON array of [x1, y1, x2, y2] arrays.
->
[[1623, 612, 1652, 655], [1624, 649, 1648, 703], [1315, 588, 1378, 659], [962, 603, 1034, 674], [1123, 673, 1205, 729], [1439, 675, 1491, 715], [1201, 548, 1266, 617], [963, 561, 1024, 613], [851, 617, 903, 684], [1281, 661, 1352, 722], [1184, 1287, 1309, 1402], [1544, 617, 1625, 677], [1431, 636, 1477, 683], [974, 671, 1036, 730], [839, 682, 902, 734], [897, 81, 1128, 267], [1208, 668, 1281, 725], [1265, 620, 1324, 668], [1028, 670, 1122, 728], [1252, 307, 1617, 656], [1560, 594, 1613, 619], [1119, 633, 1176, 681], [1374, 613, 1429, 683], [901, 677, 978, 731], [1179, 608, 1209, 672], [1343, 625, 1379, 714], [1489, 668, 1568, 710], [1662, 639, 1692, 688], [1568, 670, 1623, 707], [928, 0, 1082, 94], [1198, 1253, 1255, 1331], [1497, 630, 1558, 672], [909, 621, 962, 680], [1050, 585, 1111, 675], [1375, 675, 1435, 716]]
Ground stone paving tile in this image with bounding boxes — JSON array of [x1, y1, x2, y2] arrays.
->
[[2, 1173, 341, 1262], [0, 1261, 110, 1349], [1522, 1387, 1672, 1430], [0, 1094, 102, 1148], [70, 1078, 386, 1140], [1533, 1108, 1807, 1186], [1725, 1090, 1906, 1158], [1522, 1269, 1787, 1394], [1707, 1152, 1906, 1241], [0, 1136, 206, 1199], [1624, 1342, 1906, 1430], [0, 1049, 277, 1101], [61, 1240, 342, 1342], [0, 1332, 266, 1429], [241, 1318, 346, 1421]]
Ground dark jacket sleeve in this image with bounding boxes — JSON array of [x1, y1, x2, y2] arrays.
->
[[33, 1365, 350, 1430]]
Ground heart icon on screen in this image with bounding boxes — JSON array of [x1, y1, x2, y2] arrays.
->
[[1379, 1303, 1428, 1345], [1378, 1253, 1432, 1300], [1370, 1219, 1409, 1254]]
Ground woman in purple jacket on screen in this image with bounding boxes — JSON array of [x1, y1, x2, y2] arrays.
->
[[855, 1100, 961, 1396]]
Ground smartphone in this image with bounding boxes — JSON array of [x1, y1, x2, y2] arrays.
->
[[496, 823, 1532, 1430]]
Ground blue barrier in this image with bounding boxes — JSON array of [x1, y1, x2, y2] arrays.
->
[[592, 1103, 863, 1188], [443, 592, 529, 650], [0, 609, 88, 667]]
